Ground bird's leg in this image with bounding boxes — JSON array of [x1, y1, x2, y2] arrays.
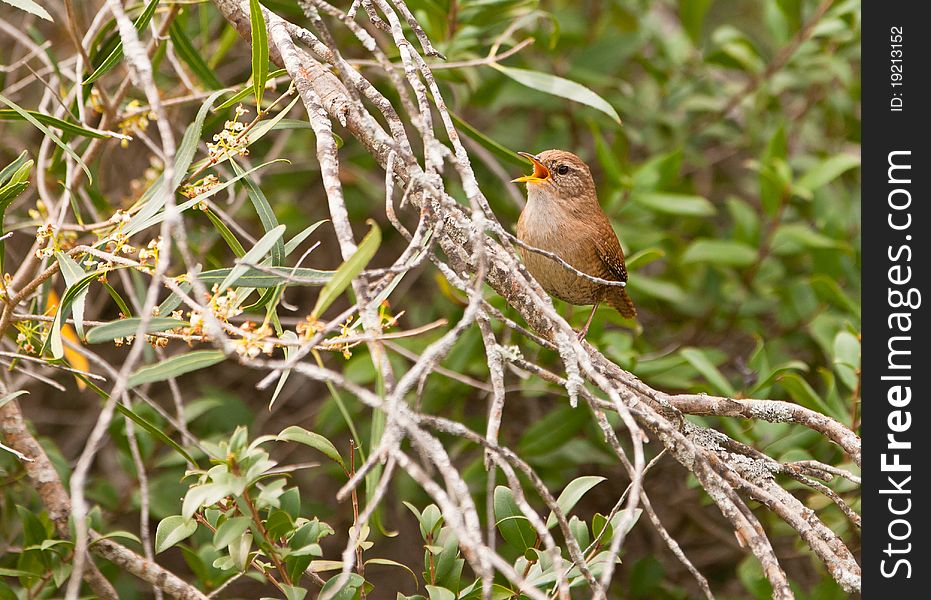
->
[[578, 303, 599, 341]]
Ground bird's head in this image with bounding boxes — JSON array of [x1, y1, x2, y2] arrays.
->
[[512, 149, 596, 203]]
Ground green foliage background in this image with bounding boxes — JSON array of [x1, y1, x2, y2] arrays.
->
[[0, 0, 860, 598]]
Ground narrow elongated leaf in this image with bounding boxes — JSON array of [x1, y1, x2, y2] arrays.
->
[[127, 158, 286, 236], [492, 64, 621, 125], [128, 350, 226, 387], [311, 221, 380, 318], [173, 90, 227, 188], [203, 208, 246, 257], [4, 0, 52, 20], [0, 110, 112, 139], [197, 266, 333, 288], [0, 150, 30, 185], [680, 347, 736, 397], [448, 109, 524, 167], [114, 401, 198, 466], [249, 0, 269, 107], [796, 154, 860, 193], [0, 390, 28, 410], [41, 271, 101, 359], [155, 515, 198, 553], [269, 330, 297, 409], [218, 224, 286, 291], [632, 191, 716, 216], [0, 94, 92, 183], [83, 0, 159, 84], [55, 253, 88, 339], [0, 154, 32, 270], [215, 69, 287, 111], [169, 20, 223, 89], [86, 317, 184, 344], [230, 160, 283, 264], [681, 239, 758, 267], [285, 220, 328, 255]]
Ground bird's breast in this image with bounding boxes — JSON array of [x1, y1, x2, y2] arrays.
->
[[517, 200, 605, 306]]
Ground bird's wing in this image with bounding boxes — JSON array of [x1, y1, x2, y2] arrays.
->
[[592, 219, 628, 282]]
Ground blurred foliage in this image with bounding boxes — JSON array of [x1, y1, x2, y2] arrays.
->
[[0, 0, 859, 598]]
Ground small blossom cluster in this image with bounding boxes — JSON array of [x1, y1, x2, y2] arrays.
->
[[15, 331, 36, 355], [234, 322, 275, 359], [181, 174, 220, 206], [117, 100, 155, 147], [34, 224, 76, 260], [296, 315, 325, 340], [207, 105, 250, 161]]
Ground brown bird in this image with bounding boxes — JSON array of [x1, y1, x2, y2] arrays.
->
[[513, 149, 636, 339]]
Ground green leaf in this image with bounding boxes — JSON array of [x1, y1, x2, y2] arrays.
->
[[425, 586, 456, 600], [777, 372, 838, 419], [493, 486, 536, 552], [0, 110, 113, 139], [90, 530, 142, 546], [364, 558, 419, 590], [123, 88, 226, 232], [218, 224, 286, 291], [681, 239, 758, 267], [3, 0, 52, 21], [796, 154, 860, 194], [632, 191, 716, 216], [55, 253, 88, 339], [86, 317, 184, 344], [546, 476, 606, 528], [0, 150, 30, 186], [114, 402, 199, 467], [492, 65, 622, 125], [448, 109, 524, 167], [249, 0, 269, 107], [215, 69, 287, 110], [269, 330, 298, 409], [198, 266, 333, 288], [203, 208, 246, 257], [832, 330, 860, 391], [0, 390, 28, 410], [83, 0, 159, 84], [277, 426, 346, 471], [517, 405, 588, 457], [0, 153, 33, 270], [213, 516, 253, 549], [311, 221, 381, 318], [625, 248, 665, 271], [771, 223, 848, 254], [285, 220, 328, 255], [759, 125, 788, 215], [679, 0, 713, 44], [41, 270, 102, 359], [230, 160, 283, 265], [128, 350, 226, 387], [0, 94, 92, 183], [173, 90, 227, 188], [127, 159, 287, 236], [169, 20, 223, 89], [318, 573, 366, 600], [680, 347, 736, 397], [155, 515, 197, 553]]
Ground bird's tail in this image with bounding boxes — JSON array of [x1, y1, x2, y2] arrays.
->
[[606, 287, 637, 319]]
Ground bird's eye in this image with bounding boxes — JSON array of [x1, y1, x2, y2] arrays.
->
[[556, 164, 570, 175]]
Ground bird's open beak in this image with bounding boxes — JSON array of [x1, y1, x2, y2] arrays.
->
[[512, 152, 550, 184]]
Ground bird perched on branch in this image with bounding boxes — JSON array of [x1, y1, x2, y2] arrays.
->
[[513, 150, 636, 340]]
